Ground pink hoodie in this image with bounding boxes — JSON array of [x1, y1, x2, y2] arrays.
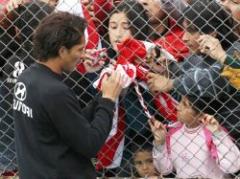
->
[[153, 123, 240, 178]]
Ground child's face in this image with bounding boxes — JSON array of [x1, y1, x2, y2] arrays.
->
[[177, 96, 199, 126], [134, 150, 158, 177], [108, 12, 133, 51]]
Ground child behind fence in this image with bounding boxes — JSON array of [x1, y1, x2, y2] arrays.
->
[[149, 96, 240, 178], [131, 136, 161, 179]]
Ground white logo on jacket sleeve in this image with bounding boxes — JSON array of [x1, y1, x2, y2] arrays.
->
[[14, 82, 27, 101], [13, 61, 25, 78], [7, 61, 26, 84], [13, 82, 33, 118]]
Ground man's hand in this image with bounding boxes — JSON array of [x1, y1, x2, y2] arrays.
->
[[201, 114, 220, 133], [148, 118, 167, 145], [82, 49, 106, 73], [147, 72, 173, 93], [101, 70, 124, 102], [83, 60, 105, 73]]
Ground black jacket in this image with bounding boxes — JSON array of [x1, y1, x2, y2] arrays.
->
[[13, 63, 115, 179], [0, 51, 34, 172]]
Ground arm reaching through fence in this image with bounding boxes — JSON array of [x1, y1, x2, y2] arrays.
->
[[149, 119, 173, 175], [212, 130, 240, 173], [201, 114, 240, 173]]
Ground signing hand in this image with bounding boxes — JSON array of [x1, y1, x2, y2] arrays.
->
[[101, 70, 124, 102], [83, 49, 106, 73]]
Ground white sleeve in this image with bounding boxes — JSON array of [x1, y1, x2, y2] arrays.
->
[[152, 141, 173, 175], [213, 130, 240, 173]]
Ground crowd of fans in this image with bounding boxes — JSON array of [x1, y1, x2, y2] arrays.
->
[[1, 0, 240, 178]]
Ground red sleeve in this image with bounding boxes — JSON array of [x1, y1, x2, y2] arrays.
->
[[136, 66, 148, 81], [93, 0, 112, 35], [155, 30, 189, 61], [76, 63, 86, 74], [93, 0, 112, 23], [154, 19, 189, 61]]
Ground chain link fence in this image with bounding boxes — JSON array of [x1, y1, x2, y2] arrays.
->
[[1, 0, 240, 178]]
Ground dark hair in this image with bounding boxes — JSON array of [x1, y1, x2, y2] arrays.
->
[[133, 142, 153, 155], [0, 1, 54, 59], [14, 1, 54, 42], [108, 0, 149, 40], [33, 12, 87, 61], [184, 96, 205, 115], [182, 0, 237, 50], [187, 95, 221, 116], [131, 134, 153, 156]]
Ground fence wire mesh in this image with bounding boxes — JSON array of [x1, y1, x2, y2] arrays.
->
[[1, 0, 240, 178]]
